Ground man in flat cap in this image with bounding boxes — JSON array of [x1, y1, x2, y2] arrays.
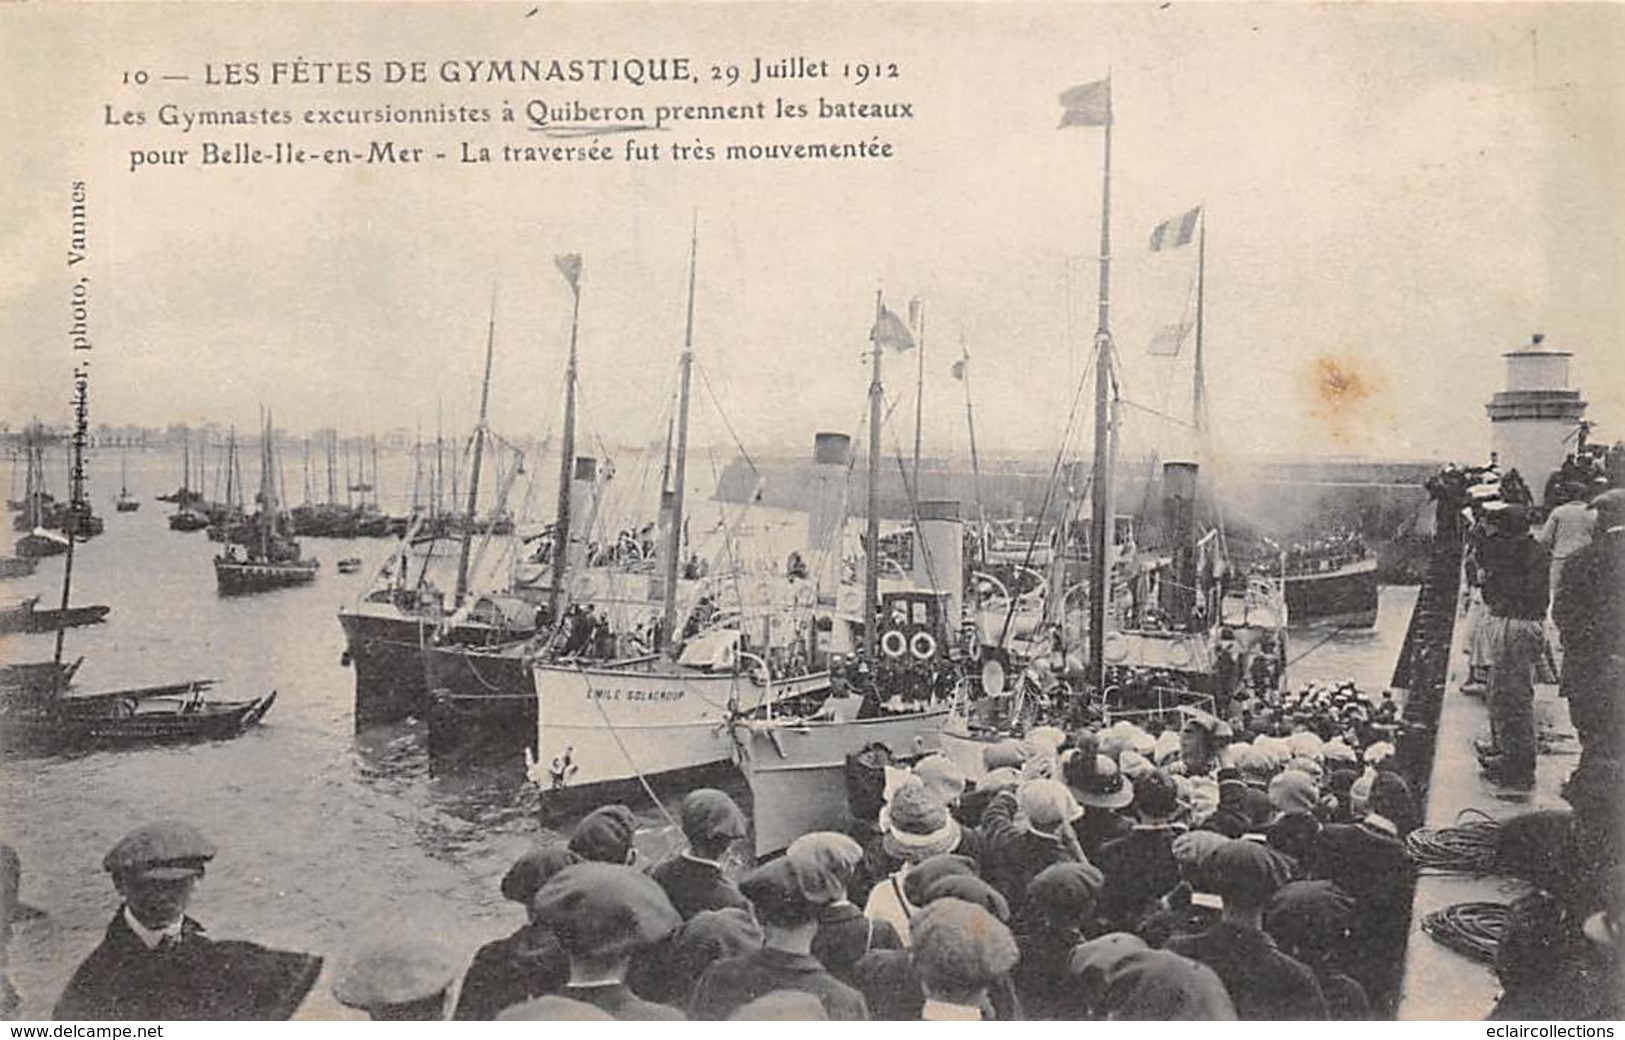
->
[[690, 857, 867, 1020], [650, 789, 751, 920], [1165, 838, 1326, 1020], [55, 821, 321, 1020], [568, 804, 639, 865], [332, 934, 461, 1020], [530, 862, 685, 1019], [452, 843, 575, 1019]]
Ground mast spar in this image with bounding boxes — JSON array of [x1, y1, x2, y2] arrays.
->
[[1078, 74, 1115, 696], [661, 221, 699, 651], [550, 254, 583, 626], [454, 293, 497, 608], [53, 366, 89, 674], [864, 291, 884, 661]]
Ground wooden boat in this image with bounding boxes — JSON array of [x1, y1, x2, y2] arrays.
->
[[214, 412, 320, 594], [0, 656, 83, 697], [0, 556, 38, 580], [1284, 555, 1379, 628], [1, 682, 276, 751], [115, 454, 140, 512], [734, 701, 951, 857], [336, 556, 363, 574], [15, 526, 68, 559], [167, 436, 211, 530], [423, 244, 836, 789], [0, 597, 110, 635]]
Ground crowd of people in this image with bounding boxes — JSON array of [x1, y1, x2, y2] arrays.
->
[[20, 684, 1591, 1023]]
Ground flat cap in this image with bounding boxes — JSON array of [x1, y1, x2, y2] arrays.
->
[[921, 874, 1010, 922], [901, 853, 979, 907], [784, 831, 863, 904], [568, 805, 638, 864], [500, 844, 578, 904], [739, 856, 817, 926], [1019, 778, 1084, 828], [911, 898, 1019, 991], [1589, 488, 1625, 525], [531, 862, 681, 959], [332, 934, 460, 1010], [497, 995, 614, 1021], [1026, 861, 1105, 923], [679, 788, 746, 844], [1207, 839, 1293, 905], [103, 820, 215, 880]]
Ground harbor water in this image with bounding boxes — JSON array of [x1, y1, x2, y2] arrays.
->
[[1, 448, 1417, 1019]]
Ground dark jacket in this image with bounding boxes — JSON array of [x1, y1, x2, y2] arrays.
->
[[1480, 534, 1550, 620], [1165, 919, 1328, 1020], [689, 947, 868, 1021], [649, 854, 751, 921], [980, 790, 1081, 916], [1012, 927, 1086, 1020], [1095, 825, 1184, 931], [1553, 530, 1625, 736], [1309, 821, 1413, 1012], [811, 902, 901, 982], [1075, 809, 1133, 860], [562, 981, 684, 1020], [850, 948, 1021, 1021], [452, 921, 569, 1020], [54, 912, 322, 1021]]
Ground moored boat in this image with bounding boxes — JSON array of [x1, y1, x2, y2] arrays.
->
[[214, 411, 320, 594], [0, 598, 110, 635], [1283, 554, 1379, 628], [1, 682, 276, 752], [0, 555, 38, 580]]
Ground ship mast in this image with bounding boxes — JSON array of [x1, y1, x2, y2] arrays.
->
[[661, 223, 699, 650], [454, 295, 497, 608], [551, 256, 582, 624], [53, 367, 88, 673], [864, 292, 885, 660], [1084, 76, 1116, 696]]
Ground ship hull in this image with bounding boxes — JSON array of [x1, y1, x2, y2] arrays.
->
[[1284, 557, 1379, 628], [214, 559, 319, 595], [734, 706, 950, 857], [339, 607, 533, 728]]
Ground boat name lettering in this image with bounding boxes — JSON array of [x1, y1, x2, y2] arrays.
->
[[587, 686, 685, 703]]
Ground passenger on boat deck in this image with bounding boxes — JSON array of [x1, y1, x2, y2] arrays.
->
[[650, 789, 751, 920], [530, 863, 685, 1020]]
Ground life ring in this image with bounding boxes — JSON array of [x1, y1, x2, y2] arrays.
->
[[910, 631, 938, 660], [1168, 638, 1195, 669], [881, 629, 908, 658], [1103, 632, 1129, 664]]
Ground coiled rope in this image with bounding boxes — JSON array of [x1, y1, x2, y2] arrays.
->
[[1421, 900, 1508, 965], [1405, 808, 1502, 873]]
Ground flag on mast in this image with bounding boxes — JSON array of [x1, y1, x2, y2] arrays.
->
[[871, 305, 916, 351], [950, 356, 967, 380], [1148, 207, 1201, 251], [554, 253, 582, 292], [1058, 79, 1111, 128]]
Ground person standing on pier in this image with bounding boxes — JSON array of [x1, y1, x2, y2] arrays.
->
[[54, 821, 321, 1020], [1475, 504, 1551, 790], [1552, 489, 1625, 814]]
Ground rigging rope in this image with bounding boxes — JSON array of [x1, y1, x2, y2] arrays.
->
[[1421, 901, 1508, 965]]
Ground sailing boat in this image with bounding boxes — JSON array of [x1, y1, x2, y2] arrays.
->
[[213, 412, 319, 593], [13, 432, 68, 559], [336, 300, 539, 727], [728, 296, 956, 857], [168, 435, 210, 531], [115, 451, 139, 512], [423, 238, 831, 795], [2, 368, 275, 750]]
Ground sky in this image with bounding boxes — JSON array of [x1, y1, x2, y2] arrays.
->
[[2, 2, 1620, 473]]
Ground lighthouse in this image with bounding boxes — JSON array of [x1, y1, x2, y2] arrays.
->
[[1484, 333, 1588, 498]]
